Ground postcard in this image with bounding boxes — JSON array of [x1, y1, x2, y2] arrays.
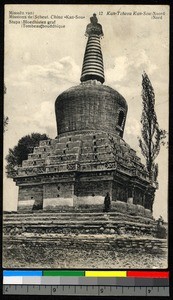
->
[[3, 4, 169, 269]]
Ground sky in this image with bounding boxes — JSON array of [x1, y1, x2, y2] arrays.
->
[[4, 5, 169, 220]]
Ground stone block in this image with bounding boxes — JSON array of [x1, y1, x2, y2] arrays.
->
[[18, 185, 43, 202], [104, 228, 110, 234], [43, 197, 74, 209], [18, 200, 35, 211], [127, 197, 133, 204], [127, 203, 137, 215], [77, 195, 104, 206], [44, 182, 73, 199], [112, 201, 127, 213], [136, 204, 145, 216], [145, 209, 152, 218]]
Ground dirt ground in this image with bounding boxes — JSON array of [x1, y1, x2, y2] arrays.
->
[[3, 234, 167, 269]]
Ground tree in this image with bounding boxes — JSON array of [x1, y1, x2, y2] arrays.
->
[[138, 72, 166, 182], [6, 133, 49, 178]]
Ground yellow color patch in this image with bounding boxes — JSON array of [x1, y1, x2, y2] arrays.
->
[[85, 271, 127, 277]]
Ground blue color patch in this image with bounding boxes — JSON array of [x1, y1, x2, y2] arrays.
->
[[3, 270, 42, 277]]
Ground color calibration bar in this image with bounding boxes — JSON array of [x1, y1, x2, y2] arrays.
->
[[3, 270, 169, 286]]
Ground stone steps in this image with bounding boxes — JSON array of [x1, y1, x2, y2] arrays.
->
[[3, 212, 155, 224], [3, 220, 154, 228], [3, 216, 154, 224], [3, 211, 157, 237], [3, 210, 152, 217], [3, 218, 154, 226]]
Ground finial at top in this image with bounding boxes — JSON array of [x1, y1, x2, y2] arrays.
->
[[90, 13, 98, 25], [85, 13, 103, 37]]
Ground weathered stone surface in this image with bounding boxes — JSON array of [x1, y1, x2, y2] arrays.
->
[[3, 211, 156, 236], [55, 83, 128, 138], [145, 209, 152, 218], [127, 203, 137, 215], [136, 204, 145, 216], [14, 131, 155, 212]]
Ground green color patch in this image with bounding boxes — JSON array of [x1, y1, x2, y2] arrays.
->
[[43, 270, 85, 277]]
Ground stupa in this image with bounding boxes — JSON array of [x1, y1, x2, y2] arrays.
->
[[14, 14, 156, 218]]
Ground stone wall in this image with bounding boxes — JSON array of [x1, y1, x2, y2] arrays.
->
[[18, 185, 43, 211], [76, 180, 111, 197], [43, 182, 74, 209], [55, 84, 127, 138], [17, 181, 153, 216], [109, 238, 167, 254], [111, 201, 152, 218], [43, 182, 73, 199]]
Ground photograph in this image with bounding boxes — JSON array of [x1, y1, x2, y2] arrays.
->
[[3, 4, 169, 268]]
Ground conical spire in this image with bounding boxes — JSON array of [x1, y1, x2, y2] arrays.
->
[[80, 14, 105, 84]]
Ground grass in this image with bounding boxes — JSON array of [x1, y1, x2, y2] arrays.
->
[[3, 234, 167, 269]]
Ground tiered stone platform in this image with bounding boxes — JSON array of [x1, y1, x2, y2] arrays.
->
[[14, 131, 155, 214], [3, 210, 156, 236], [17, 132, 148, 180], [3, 211, 167, 268], [3, 211, 167, 258]]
